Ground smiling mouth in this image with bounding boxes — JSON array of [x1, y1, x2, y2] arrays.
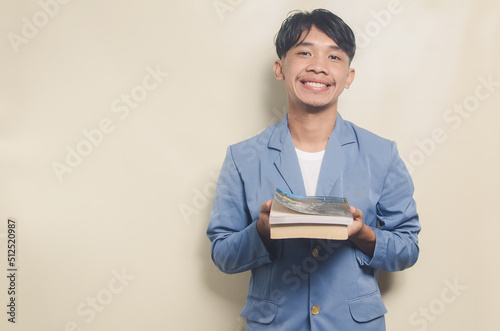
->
[[301, 80, 330, 88]]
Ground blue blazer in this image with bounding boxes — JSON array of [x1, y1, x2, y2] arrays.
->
[[207, 114, 420, 330]]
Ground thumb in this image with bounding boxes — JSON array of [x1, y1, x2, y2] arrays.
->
[[350, 206, 359, 218], [262, 200, 273, 211]]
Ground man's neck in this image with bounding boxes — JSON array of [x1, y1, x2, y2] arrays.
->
[[288, 106, 337, 153]]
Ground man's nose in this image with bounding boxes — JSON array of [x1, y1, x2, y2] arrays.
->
[[306, 56, 329, 75]]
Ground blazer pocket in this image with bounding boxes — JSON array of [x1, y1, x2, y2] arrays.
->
[[348, 291, 388, 323], [240, 296, 278, 324]]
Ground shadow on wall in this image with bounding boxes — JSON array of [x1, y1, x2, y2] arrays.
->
[[198, 64, 288, 322], [198, 208, 250, 324], [378, 270, 394, 296], [262, 58, 288, 119]]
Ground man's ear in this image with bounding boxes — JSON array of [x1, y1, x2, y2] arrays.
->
[[345, 67, 355, 89], [274, 59, 285, 81]]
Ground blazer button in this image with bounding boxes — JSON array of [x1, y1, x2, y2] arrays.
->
[[311, 305, 320, 315], [311, 248, 319, 258]]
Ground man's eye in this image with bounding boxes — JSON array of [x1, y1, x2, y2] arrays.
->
[[329, 55, 339, 60], [298, 51, 310, 56]]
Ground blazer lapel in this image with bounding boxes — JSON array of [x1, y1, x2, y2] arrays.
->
[[269, 116, 306, 196], [316, 114, 356, 197], [268, 113, 355, 197], [315, 133, 345, 196]]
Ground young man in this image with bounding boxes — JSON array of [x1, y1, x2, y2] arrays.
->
[[207, 9, 420, 330]]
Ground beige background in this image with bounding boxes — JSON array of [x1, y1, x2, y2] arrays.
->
[[1, 0, 499, 330]]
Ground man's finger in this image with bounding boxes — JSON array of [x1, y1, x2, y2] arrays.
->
[[261, 200, 273, 212], [350, 206, 363, 219]]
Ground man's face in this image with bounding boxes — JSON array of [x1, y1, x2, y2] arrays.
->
[[274, 26, 355, 112]]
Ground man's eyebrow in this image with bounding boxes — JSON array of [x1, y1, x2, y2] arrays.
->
[[295, 41, 342, 51]]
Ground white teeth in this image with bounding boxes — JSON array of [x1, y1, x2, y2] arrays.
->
[[304, 81, 327, 88]]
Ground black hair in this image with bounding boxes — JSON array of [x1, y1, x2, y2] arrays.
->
[[274, 9, 356, 63]]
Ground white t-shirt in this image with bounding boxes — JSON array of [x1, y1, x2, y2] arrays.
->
[[295, 148, 325, 196]]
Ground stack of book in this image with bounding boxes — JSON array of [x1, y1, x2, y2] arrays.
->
[[269, 188, 353, 240]]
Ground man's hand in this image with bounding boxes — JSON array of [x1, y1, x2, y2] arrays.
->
[[348, 206, 376, 257], [347, 206, 364, 237], [256, 200, 273, 246]]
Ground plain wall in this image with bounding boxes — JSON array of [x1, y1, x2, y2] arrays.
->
[[1, 0, 499, 330]]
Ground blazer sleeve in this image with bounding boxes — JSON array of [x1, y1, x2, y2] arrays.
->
[[356, 142, 421, 271], [206, 146, 279, 274]]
